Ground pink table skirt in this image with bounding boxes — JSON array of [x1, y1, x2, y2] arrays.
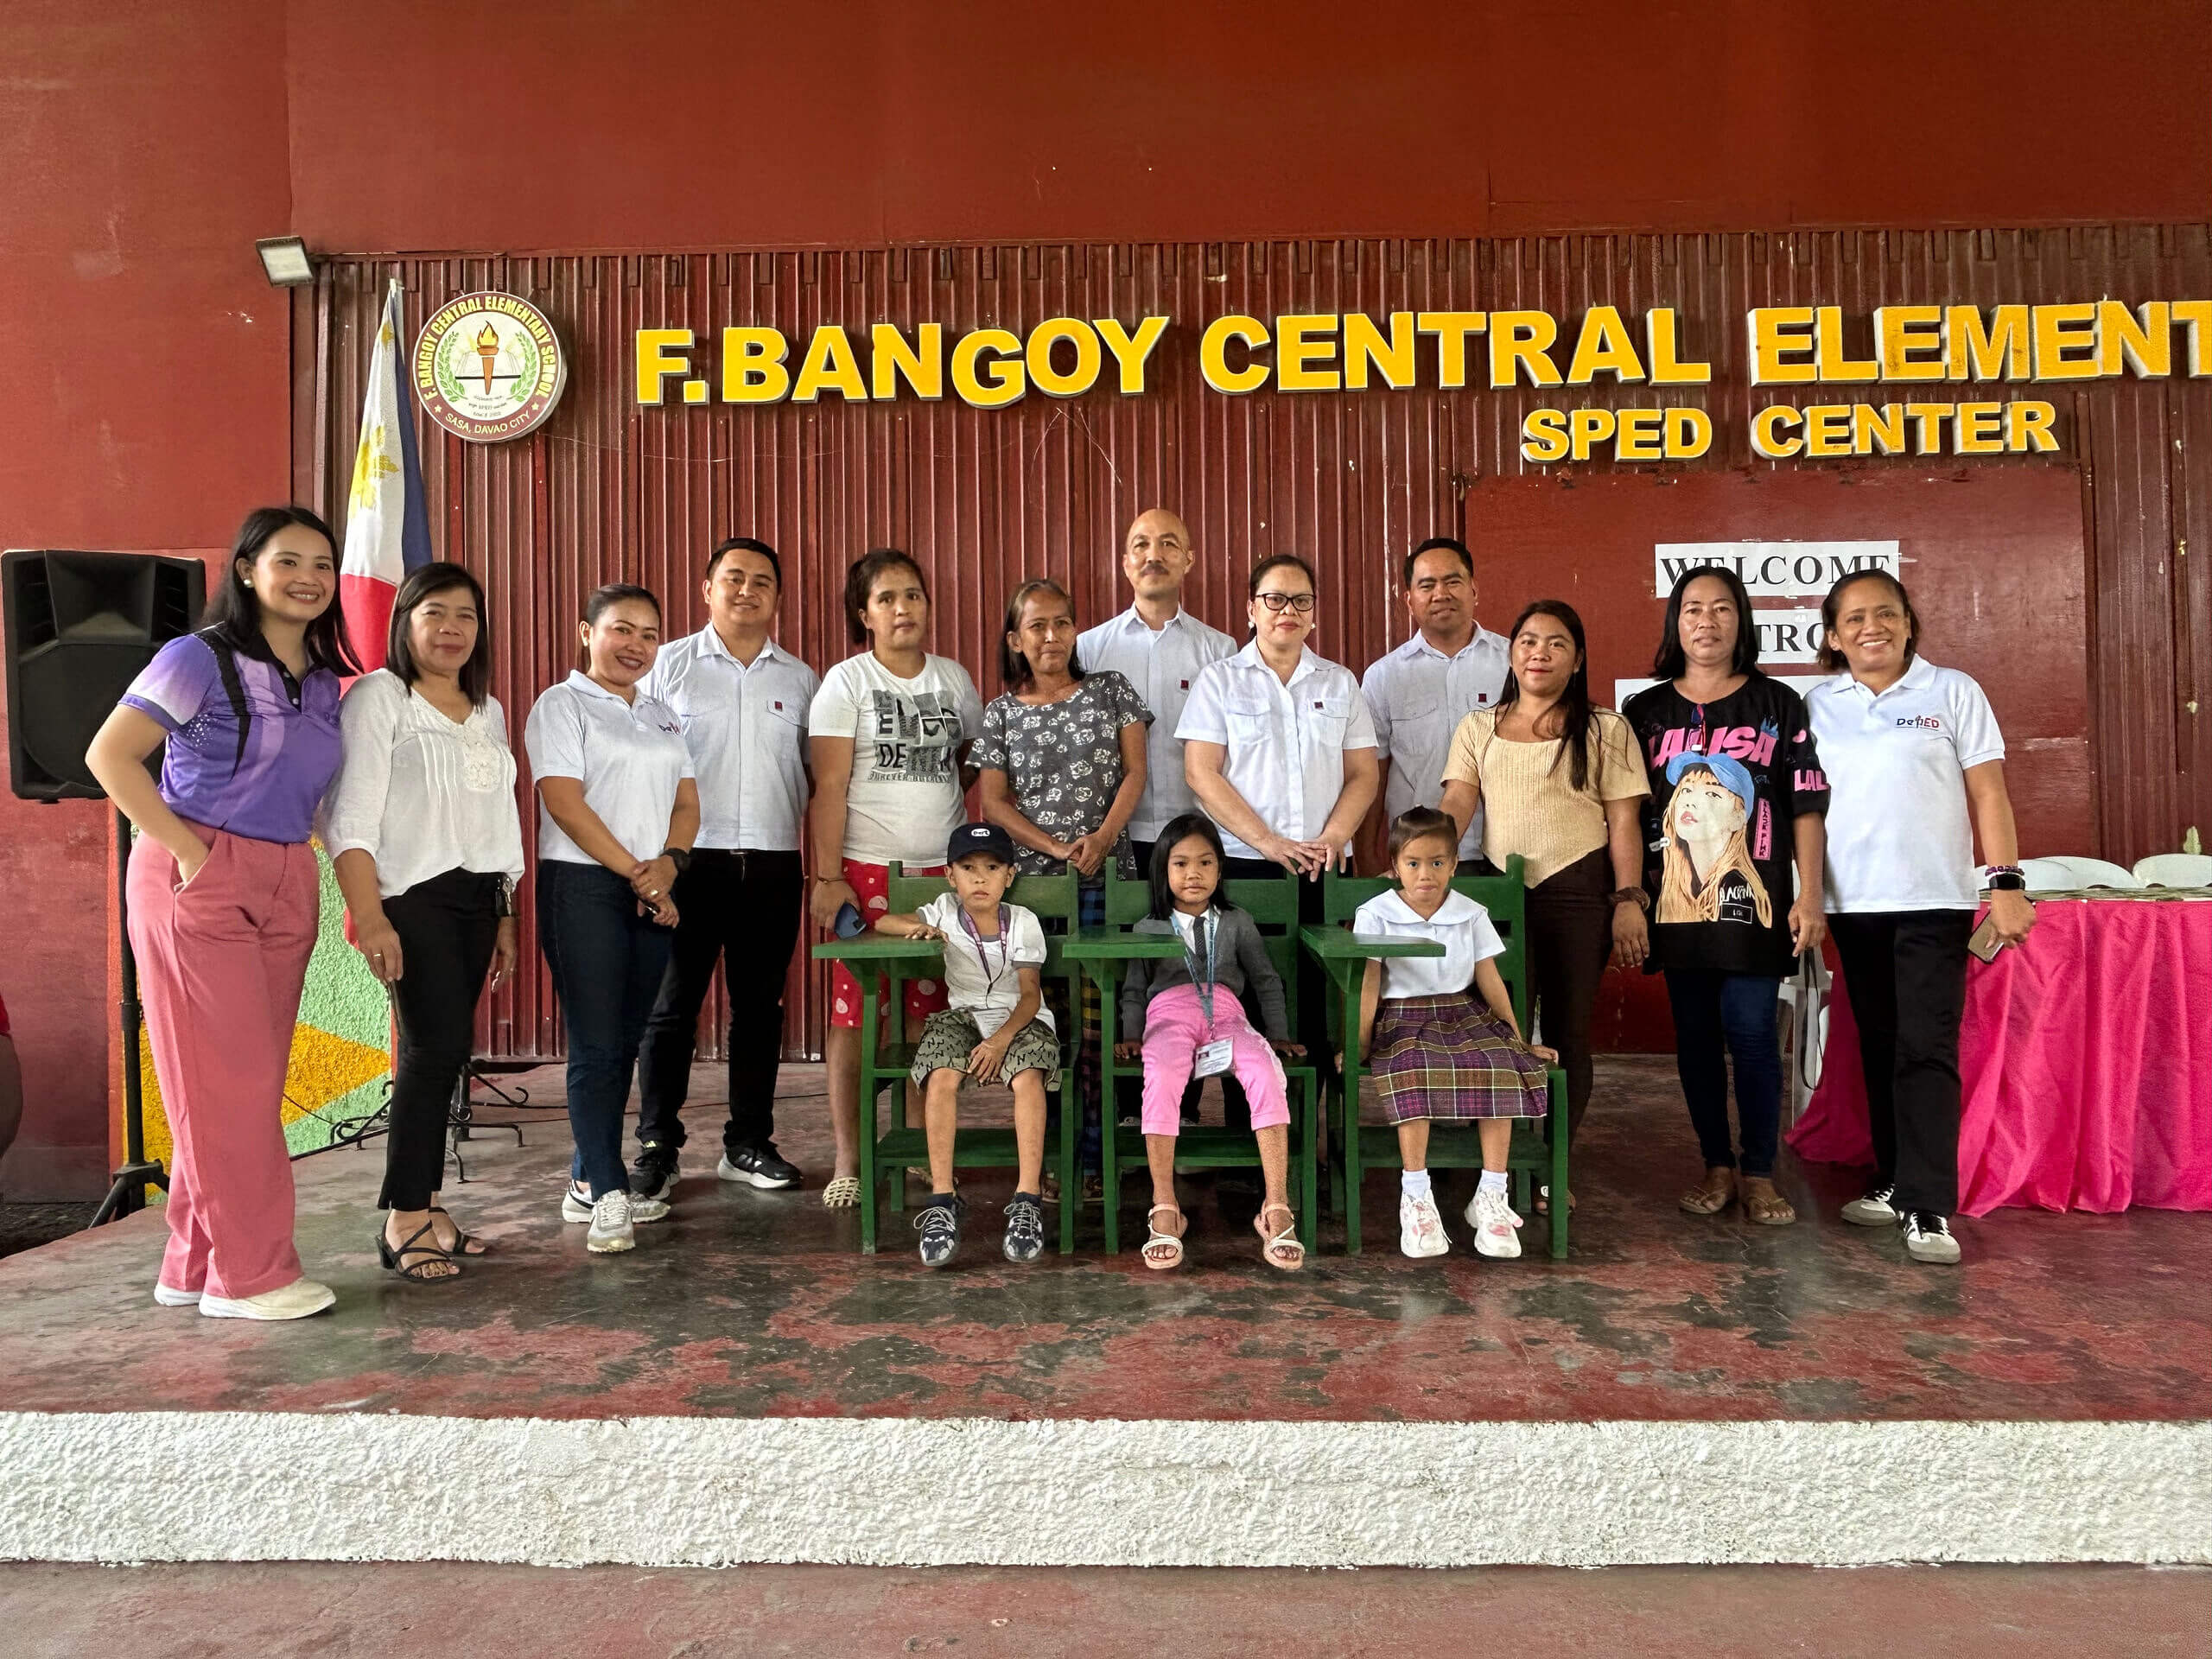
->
[[1787, 899, 2212, 1215]]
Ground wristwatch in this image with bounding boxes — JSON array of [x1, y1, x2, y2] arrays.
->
[[660, 846, 692, 876]]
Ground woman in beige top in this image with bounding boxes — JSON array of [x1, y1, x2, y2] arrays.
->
[[1440, 600, 1649, 1205]]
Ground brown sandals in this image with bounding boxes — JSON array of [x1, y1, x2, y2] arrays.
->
[[1680, 1167, 1737, 1216], [1739, 1175, 1797, 1226]]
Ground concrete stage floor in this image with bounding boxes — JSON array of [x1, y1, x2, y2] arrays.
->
[[0, 1058, 2205, 1569]]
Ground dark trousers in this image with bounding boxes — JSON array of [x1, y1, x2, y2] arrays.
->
[[1663, 969, 1783, 1177], [538, 860, 675, 1198], [1827, 909, 1974, 1217], [637, 849, 804, 1154], [1524, 848, 1613, 1143], [378, 868, 502, 1212]]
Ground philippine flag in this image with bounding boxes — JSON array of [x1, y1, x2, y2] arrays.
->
[[339, 279, 434, 673]]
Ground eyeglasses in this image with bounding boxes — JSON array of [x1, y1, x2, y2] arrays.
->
[[1255, 591, 1317, 614]]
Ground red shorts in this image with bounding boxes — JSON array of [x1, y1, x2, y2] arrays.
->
[[829, 858, 950, 1032]]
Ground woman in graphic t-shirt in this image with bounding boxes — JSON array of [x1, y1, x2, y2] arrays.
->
[[807, 549, 986, 1209], [1625, 565, 1828, 1228]]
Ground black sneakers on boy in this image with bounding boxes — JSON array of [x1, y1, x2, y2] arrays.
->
[[718, 1142, 802, 1190], [1002, 1193, 1046, 1263], [915, 1195, 964, 1268]]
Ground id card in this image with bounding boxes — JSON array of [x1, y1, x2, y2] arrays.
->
[[1193, 1039, 1235, 1079]]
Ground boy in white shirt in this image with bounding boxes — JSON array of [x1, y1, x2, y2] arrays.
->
[[875, 823, 1057, 1267]]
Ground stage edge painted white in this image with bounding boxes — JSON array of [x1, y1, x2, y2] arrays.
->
[[2, 1413, 2206, 1568]]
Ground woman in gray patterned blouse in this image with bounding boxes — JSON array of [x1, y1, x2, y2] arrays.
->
[[976, 578, 1150, 1190]]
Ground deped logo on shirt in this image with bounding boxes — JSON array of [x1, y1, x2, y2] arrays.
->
[[1895, 714, 1944, 731]]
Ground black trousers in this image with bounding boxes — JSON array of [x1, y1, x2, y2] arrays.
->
[[637, 849, 804, 1154], [379, 868, 502, 1212], [1522, 848, 1613, 1144], [1827, 909, 1974, 1217]]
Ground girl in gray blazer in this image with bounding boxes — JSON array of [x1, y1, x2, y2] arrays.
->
[[1114, 814, 1306, 1272]]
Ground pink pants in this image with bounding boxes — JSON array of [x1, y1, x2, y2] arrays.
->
[[128, 825, 318, 1300], [1139, 983, 1289, 1137]]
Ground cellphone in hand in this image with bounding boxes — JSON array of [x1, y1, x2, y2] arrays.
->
[[1967, 912, 2012, 963], [834, 900, 867, 939]]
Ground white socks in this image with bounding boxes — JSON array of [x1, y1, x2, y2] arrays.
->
[[1478, 1169, 1509, 1197], [1400, 1170, 1432, 1198]]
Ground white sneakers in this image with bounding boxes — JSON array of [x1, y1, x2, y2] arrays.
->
[[1465, 1188, 1523, 1259], [562, 1183, 671, 1253], [153, 1282, 201, 1307], [1900, 1211, 1963, 1265], [1399, 1182, 1524, 1259], [199, 1278, 336, 1321], [1398, 1192, 1449, 1257], [1841, 1181, 1900, 1226]]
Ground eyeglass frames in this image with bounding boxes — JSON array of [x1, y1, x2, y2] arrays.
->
[[1254, 591, 1317, 614]]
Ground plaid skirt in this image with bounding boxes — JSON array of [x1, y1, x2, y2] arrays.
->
[[1370, 993, 1549, 1123], [910, 1009, 1063, 1090]]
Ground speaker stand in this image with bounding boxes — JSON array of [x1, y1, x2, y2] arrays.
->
[[90, 809, 166, 1225]]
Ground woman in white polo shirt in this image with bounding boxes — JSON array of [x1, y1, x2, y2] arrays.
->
[[807, 549, 986, 1210], [1179, 552, 1380, 1062], [1807, 569, 2035, 1267], [524, 583, 700, 1255]]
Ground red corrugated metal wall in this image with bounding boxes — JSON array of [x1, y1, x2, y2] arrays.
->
[[296, 227, 2211, 1061]]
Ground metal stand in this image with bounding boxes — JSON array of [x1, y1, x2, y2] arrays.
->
[[90, 809, 167, 1225]]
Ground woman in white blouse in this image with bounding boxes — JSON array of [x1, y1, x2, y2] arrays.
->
[[327, 563, 525, 1282], [524, 583, 701, 1255]]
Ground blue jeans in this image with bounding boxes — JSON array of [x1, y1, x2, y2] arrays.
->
[[538, 861, 675, 1198], [1662, 969, 1783, 1177]]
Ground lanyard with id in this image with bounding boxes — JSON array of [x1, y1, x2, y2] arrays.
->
[[957, 903, 1014, 1009], [1184, 910, 1236, 1079]]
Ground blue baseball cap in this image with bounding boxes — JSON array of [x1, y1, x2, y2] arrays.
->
[[947, 822, 1017, 866], [1664, 750, 1758, 817]]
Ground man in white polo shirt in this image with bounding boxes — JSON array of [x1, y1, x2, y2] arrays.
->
[[1076, 507, 1237, 876], [1359, 536, 1510, 871], [633, 537, 820, 1201]]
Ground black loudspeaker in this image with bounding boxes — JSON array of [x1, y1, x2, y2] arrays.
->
[[3, 550, 205, 801]]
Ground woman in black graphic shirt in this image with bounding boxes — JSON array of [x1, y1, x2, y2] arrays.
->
[[1625, 566, 1828, 1227]]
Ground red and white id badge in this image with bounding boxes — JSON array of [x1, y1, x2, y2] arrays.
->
[[1193, 1038, 1235, 1079]]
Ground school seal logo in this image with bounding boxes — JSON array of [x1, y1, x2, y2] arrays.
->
[[412, 291, 568, 442]]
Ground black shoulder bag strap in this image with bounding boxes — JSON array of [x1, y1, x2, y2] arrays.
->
[[198, 626, 252, 775]]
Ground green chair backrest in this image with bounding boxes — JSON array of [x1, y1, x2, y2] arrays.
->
[[886, 864, 1081, 925], [1318, 855, 1531, 1033], [1102, 868, 1152, 927], [1223, 869, 1304, 1036]]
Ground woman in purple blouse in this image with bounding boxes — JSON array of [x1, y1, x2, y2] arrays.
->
[[86, 505, 360, 1322]]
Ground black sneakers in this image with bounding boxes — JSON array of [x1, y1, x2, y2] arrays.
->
[[717, 1142, 802, 1190], [1901, 1211, 1963, 1265], [630, 1141, 679, 1203], [915, 1195, 964, 1268], [1840, 1180, 1898, 1227], [1002, 1193, 1046, 1263]]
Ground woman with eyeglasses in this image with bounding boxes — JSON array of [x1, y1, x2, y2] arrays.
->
[[1178, 553, 1379, 1070]]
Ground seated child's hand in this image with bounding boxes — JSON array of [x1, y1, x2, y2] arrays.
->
[[1528, 1042, 1560, 1065], [905, 922, 943, 941], [1114, 1041, 1141, 1062], [1271, 1039, 1305, 1059], [967, 1039, 1009, 1084]]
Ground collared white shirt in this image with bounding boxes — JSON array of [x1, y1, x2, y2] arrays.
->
[[322, 670, 526, 899], [1806, 656, 2004, 913], [640, 626, 817, 852], [524, 671, 695, 867], [1360, 626, 1510, 859], [1351, 888, 1506, 1000], [917, 893, 1053, 1038], [1076, 604, 1237, 842], [1175, 641, 1378, 861]]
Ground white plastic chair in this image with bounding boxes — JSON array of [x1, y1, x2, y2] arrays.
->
[[2041, 855, 2142, 890], [2133, 852, 2212, 889]]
